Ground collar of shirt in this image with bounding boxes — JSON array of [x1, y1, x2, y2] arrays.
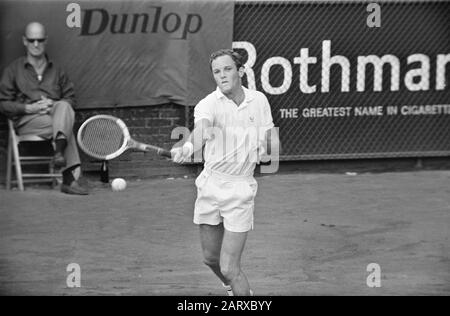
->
[[214, 86, 255, 109], [21, 55, 54, 68]]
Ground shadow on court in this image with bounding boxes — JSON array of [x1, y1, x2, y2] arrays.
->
[[0, 169, 449, 295]]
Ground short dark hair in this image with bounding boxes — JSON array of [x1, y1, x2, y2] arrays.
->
[[209, 49, 244, 71]]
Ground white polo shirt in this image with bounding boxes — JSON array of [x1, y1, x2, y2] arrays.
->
[[194, 87, 274, 176]]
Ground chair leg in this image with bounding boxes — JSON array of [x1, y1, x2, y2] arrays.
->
[[6, 132, 12, 190], [10, 131, 24, 191], [49, 161, 58, 188], [7, 119, 64, 191]]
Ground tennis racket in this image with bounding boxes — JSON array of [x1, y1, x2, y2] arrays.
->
[[77, 115, 172, 160]]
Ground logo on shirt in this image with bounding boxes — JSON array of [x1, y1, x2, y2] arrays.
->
[[249, 116, 254, 123]]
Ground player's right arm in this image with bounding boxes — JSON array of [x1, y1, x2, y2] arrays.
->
[[171, 95, 214, 163], [171, 118, 212, 163], [188, 118, 212, 154]]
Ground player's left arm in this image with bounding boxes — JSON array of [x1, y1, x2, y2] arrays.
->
[[263, 127, 281, 160], [258, 93, 281, 162]]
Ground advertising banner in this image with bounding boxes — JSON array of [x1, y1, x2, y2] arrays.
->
[[0, 0, 234, 108], [233, 1, 450, 159]]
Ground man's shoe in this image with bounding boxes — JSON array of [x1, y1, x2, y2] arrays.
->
[[53, 152, 66, 168], [61, 181, 89, 195]]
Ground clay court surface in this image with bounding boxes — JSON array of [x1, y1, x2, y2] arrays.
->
[[0, 169, 449, 296]]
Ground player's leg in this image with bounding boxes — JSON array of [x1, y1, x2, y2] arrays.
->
[[199, 223, 229, 286], [220, 229, 251, 296]]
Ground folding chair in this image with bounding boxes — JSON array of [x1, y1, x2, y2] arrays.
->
[[6, 119, 61, 190]]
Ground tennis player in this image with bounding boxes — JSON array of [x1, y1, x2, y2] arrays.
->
[[171, 49, 279, 296]]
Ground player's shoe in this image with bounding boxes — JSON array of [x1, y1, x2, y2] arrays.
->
[[222, 284, 254, 296], [222, 283, 233, 296]]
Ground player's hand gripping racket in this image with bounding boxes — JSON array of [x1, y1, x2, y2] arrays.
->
[[77, 115, 171, 160]]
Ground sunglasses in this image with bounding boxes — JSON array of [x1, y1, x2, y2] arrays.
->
[[26, 38, 46, 44]]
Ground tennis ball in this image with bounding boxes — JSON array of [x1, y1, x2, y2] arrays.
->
[[111, 178, 127, 191]]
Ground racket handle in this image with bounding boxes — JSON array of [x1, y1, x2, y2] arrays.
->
[[136, 142, 171, 158], [158, 149, 172, 158]]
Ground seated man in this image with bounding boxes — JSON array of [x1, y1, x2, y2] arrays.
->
[[0, 22, 88, 195]]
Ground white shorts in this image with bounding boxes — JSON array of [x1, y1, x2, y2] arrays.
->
[[193, 168, 258, 232]]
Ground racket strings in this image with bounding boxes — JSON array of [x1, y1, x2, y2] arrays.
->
[[80, 118, 124, 158]]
